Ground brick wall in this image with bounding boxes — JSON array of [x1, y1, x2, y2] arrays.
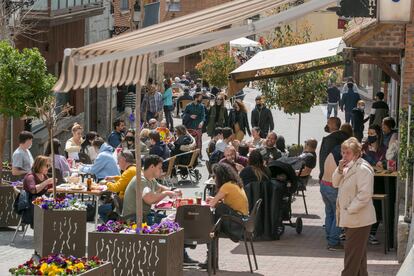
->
[[401, 23, 414, 108], [113, 0, 136, 29], [360, 24, 405, 49]]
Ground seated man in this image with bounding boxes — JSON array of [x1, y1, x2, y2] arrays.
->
[[79, 137, 120, 181], [259, 132, 282, 164], [99, 150, 136, 222], [148, 118, 159, 130], [219, 146, 248, 173], [149, 131, 170, 161], [298, 138, 318, 177], [122, 155, 182, 222], [12, 131, 34, 177], [215, 127, 234, 153]]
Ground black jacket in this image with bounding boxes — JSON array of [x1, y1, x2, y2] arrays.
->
[[318, 130, 350, 180], [251, 105, 274, 136], [229, 110, 251, 136], [327, 86, 340, 103], [244, 179, 284, 240]]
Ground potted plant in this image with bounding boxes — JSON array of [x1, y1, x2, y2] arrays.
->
[[33, 195, 87, 257], [9, 254, 113, 276], [88, 220, 184, 276]]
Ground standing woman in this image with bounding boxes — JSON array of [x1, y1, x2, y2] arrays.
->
[[228, 99, 251, 141], [65, 123, 84, 161], [206, 95, 228, 137], [332, 138, 376, 276], [163, 79, 174, 130]]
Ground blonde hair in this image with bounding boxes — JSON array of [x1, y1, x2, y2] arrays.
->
[[357, 100, 365, 105], [341, 137, 362, 157], [140, 128, 151, 138], [32, 155, 50, 174], [72, 123, 83, 133]]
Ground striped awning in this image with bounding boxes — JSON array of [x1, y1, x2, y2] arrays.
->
[[53, 0, 293, 92]]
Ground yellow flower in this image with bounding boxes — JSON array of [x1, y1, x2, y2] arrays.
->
[[131, 224, 137, 230], [75, 262, 85, 270], [39, 263, 48, 273], [67, 265, 75, 271], [141, 222, 148, 228]]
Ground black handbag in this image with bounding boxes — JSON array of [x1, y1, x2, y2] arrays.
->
[[215, 203, 246, 242]]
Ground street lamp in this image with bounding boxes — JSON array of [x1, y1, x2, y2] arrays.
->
[[5, 0, 36, 14]]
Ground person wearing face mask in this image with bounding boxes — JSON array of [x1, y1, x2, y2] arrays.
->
[[251, 95, 274, 139], [206, 95, 228, 137], [228, 99, 251, 141], [362, 125, 386, 169], [351, 100, 370, 142], [333, 138, 376, 276], [123, 130, 135, 150]]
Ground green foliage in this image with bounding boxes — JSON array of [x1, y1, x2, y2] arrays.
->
[[196, 44, 236, 88], [398, 108, 414, 180], [256, 25, 343, 114], [0, 41, 55, 118]]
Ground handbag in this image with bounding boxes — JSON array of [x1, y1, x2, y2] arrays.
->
[[215, 202, 246, 242]]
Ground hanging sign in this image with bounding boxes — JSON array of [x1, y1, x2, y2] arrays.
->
[[378, 0, 412, 22]]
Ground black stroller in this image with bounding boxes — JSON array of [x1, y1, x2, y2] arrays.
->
[[268, 160, 303, 235]]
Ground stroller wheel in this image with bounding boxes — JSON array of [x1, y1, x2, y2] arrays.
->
[[181, 173, 188, 179], [296, 217, 303, 234]]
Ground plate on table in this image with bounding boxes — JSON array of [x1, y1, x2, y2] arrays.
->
[[57, 183, 72, 189], [71, 184, 85, 191]]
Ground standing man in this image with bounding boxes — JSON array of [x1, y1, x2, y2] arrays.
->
[[326, 83, 341, 119], [369, 92, 389, 126], [340, 83, 360, 124], [12, 131, 34, 176], [251, 95, 274, 139], [107, 119, 126, 149], [183, 92, 205, 158], [124, 85, 136, 129], [141, 83, 164, 123], [341, 77, 359, 95]]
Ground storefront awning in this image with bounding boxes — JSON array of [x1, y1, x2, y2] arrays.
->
[[231, 37, 344, 82], [53, 0, 337, 92]]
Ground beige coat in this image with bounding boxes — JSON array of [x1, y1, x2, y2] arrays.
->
[[332, 158, 377, 228]]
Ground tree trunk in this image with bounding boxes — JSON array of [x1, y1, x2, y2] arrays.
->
[[49, 127, 56, 198], [0, 115, 9, 183], [298, 113, 302, 145], [135, 84, 143, 225]]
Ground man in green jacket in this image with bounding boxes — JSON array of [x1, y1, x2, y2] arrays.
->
[[183, 93, 205, 158]]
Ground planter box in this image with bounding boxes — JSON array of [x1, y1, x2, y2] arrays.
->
[[80, 262, 113, 276], [88, 229, 184, 276], [34, 206, 86, 257], [0, 185, 20, 227]]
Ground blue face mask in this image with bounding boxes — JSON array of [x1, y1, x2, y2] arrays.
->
[[367, 135, 377, 144]]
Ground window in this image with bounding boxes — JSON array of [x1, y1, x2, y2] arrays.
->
[[166, 0, 181, 12], [120, 0, 129, 11]]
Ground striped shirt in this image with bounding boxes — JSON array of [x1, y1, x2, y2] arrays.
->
[[124, 92, 136, 110], [141, 92, 163, 113]]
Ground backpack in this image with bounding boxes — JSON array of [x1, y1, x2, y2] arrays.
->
[[13, 190, 30, 215]]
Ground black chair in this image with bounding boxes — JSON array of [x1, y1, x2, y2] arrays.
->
[[78, 152, 92, 164], [175, 205, 215, 275], [212, 199, 262, 274]]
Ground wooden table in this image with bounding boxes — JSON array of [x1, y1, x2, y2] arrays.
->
[[48, 187, 105, 228], [374, 170, 398, 249]]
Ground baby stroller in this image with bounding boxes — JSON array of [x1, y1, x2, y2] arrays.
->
[[268, 160, 303, 235], [173, 149, 202, 184]]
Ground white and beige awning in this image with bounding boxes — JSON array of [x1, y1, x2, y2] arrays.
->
[[53, 0, 336, 92]]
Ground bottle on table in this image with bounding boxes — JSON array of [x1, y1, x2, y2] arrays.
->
[[86, 176, 92, 191]]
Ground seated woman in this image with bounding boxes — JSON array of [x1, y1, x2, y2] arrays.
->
[[122, 129, 135, 151], [208, 163, 248, 215], [276, 135, 289, 157], [44, 138, 70, 182], [156, 120, 173, 143], [23, 156, 54, 227], [382, 117, 398, 149], [239, 149, 271, 186], [171, 125, 196, 165], [248, 127, 264, 149], [80, 131, 98, 163], [362, 125, 386, 169]]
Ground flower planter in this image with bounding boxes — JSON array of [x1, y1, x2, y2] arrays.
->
[[0, 185, 20, 227], [34, 206, 87, 257], [79, 262, 113, 276], [88, 229, 184, 276]]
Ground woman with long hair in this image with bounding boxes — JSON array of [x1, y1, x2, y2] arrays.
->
[[206, 94, 228, 137], [208, 163, 248, 216], [333, 138, 376, 276], [80, 131, 99, 163], [362, 124, 386, 168], [239, 149, 271, 186], [228, 99, 251, 141], [45, 138, 70, 176], [65, 123, 84, 160], [171, 125, 196, 165], [162, 79, 174, 130]]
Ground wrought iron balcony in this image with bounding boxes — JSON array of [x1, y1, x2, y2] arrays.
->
[[22, 0, 105, 26]]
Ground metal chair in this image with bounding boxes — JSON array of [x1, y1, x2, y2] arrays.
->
[[10, 187, 28, 245], [296, 176, 309, 215], [160, 156, 177, 187], [175, 149, 201, 184], [212, 199, 263, 273], [175, 205, 215, 275]]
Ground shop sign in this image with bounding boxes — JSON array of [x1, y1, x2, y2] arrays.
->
[[378, 0, 412, 23]]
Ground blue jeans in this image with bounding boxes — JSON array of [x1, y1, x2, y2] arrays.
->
[[327, 103, 338, 118], [320, 183, 341, 246], [345, 111, 352, 124]]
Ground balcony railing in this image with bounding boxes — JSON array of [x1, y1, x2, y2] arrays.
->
[[27, 0, 103, 19]]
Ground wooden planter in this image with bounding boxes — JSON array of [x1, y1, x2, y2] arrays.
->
[[0, 185, 20, 227], [88, 229, 184, 276], [34, 206, 86, 257], [80, 262, 113, 276]]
